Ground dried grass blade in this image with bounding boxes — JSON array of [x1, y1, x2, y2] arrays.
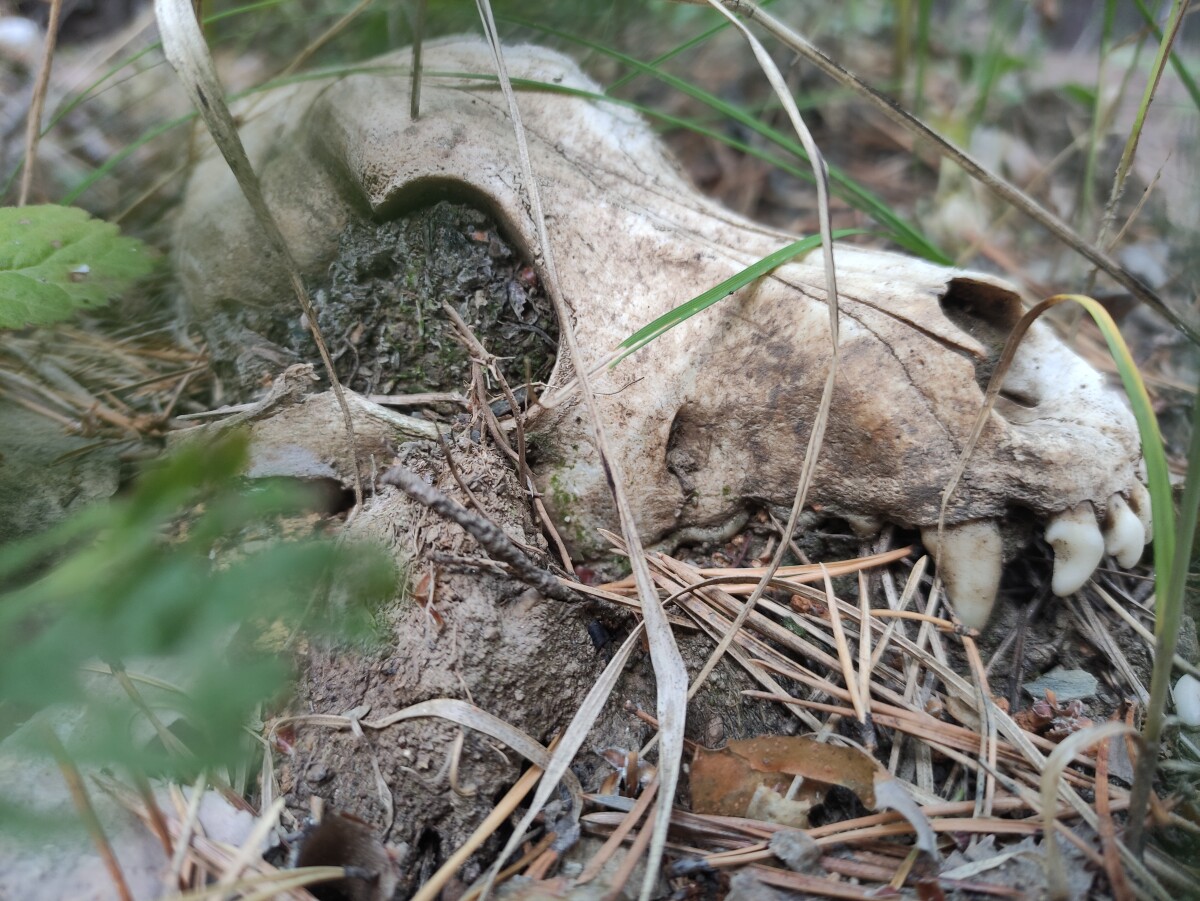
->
[[682, 0, 1200, 343], [469, 5, 688, 898], [678, 0, 842, 745], [152, 0, 363, 504], [1040, 722, 1139, 900]]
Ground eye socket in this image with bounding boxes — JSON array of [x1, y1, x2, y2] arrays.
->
[[938, 278, 1025, 393]]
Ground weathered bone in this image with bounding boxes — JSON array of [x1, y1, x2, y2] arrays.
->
[[175, 38, 1149, 626]]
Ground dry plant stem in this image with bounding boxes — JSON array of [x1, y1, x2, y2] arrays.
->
[[153, 0, 365, 506], [434, 430, 486, 515], [576, 779, 660, 885], [680, 0, 1200, 344], [822, 565, 865, 722], [168, 771, 209, 890], [1042, 722, 1140, 901], [1094, 0, 1187, 254], [414, 749, 548, 901], [470, 7, 686, 899], [1097, 727, 1135, 901], [17, 0, 63, 205], [381, 465, 581, 603], [39, 725, 134, 901], [961, 636, 997, 820]]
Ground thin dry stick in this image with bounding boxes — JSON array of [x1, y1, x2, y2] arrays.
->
[[40, 725, 134, 901], [857, 569, 873, 720], [822, 564, 865, 722], [961, 636, 997, 821], [470, 7, 687, 898], [679, 0, 1200, 344], [17, 0, 63, 205], [381, 465, 581, 604], [1096, 725, 1135, 901]]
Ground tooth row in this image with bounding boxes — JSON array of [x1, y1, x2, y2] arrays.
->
[[923, 488, 1152, 630]]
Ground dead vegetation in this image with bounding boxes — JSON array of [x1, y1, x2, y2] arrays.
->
[[0, 2, 1197, 900]]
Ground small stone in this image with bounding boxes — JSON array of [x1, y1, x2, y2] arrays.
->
[[1174, 674, 1200, 727], [769, 828, 821, 872], [305, 763, 332, 785], [1022, 667, 1098, 702]]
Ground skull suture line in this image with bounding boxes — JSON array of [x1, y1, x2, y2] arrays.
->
[[175, 38, 1150, 629]]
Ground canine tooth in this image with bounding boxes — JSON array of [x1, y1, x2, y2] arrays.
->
[[1128, 481, 1153, 543], [1103, 494, 1145, 568], [1044, 503, 1105, 596], [920, 521, 1003, 630]]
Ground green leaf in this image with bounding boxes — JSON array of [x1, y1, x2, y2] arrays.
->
[[614, 229, 866, 365], [0, 205, 156, 329]]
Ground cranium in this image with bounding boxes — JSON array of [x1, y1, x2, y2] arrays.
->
[[175, 38, 1150, 628]]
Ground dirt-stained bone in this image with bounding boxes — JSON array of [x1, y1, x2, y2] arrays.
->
[[175, 38, 1149, 627]]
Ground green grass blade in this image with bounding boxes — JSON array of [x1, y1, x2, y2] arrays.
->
[[503, 17, 950, 265], [1131, 0, 1200, 113], [613, 229, 864, 365]]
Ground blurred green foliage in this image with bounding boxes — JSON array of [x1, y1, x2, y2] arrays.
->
[[0, 431, 397, 778]]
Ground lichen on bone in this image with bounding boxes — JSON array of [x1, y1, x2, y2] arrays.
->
[[175, 38, 1150, 628]]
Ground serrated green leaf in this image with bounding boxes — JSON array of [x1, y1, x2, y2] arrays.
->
[[0, 205, 156, 329]]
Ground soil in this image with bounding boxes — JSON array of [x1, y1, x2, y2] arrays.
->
[[277, 438, 801, 889], [202, 201, 559, 399]]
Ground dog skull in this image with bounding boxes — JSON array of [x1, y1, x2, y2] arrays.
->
[[174, 38, 1150, 628]]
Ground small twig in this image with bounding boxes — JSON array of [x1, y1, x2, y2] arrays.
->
[[434, 429, 487, 515], [382, 465, 582, 604], [1097, 719, 1135, 901], [409, 0, 426, 120], [40, 725, 134, 901], [18, 0, 63, 205]]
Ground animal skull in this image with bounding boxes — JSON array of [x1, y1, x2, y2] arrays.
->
[[174, 38, 1150, 628]]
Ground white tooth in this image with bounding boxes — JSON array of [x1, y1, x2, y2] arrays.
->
[[845, 514, 882, 537], [921, 520, 1002, 630], [1103, 494, 1145, 568], [1128, 481, 1154, 544], [1044, 502, 1105, 596]]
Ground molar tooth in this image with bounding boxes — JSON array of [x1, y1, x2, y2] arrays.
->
[[1103, 494, 1145, 568], [1128, 481, 1154, 543], [920, 520, 1002, 630], [1044, 502, 1105, 596]]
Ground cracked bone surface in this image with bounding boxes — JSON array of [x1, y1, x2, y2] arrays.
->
[[175, 38, 1150, 628]]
